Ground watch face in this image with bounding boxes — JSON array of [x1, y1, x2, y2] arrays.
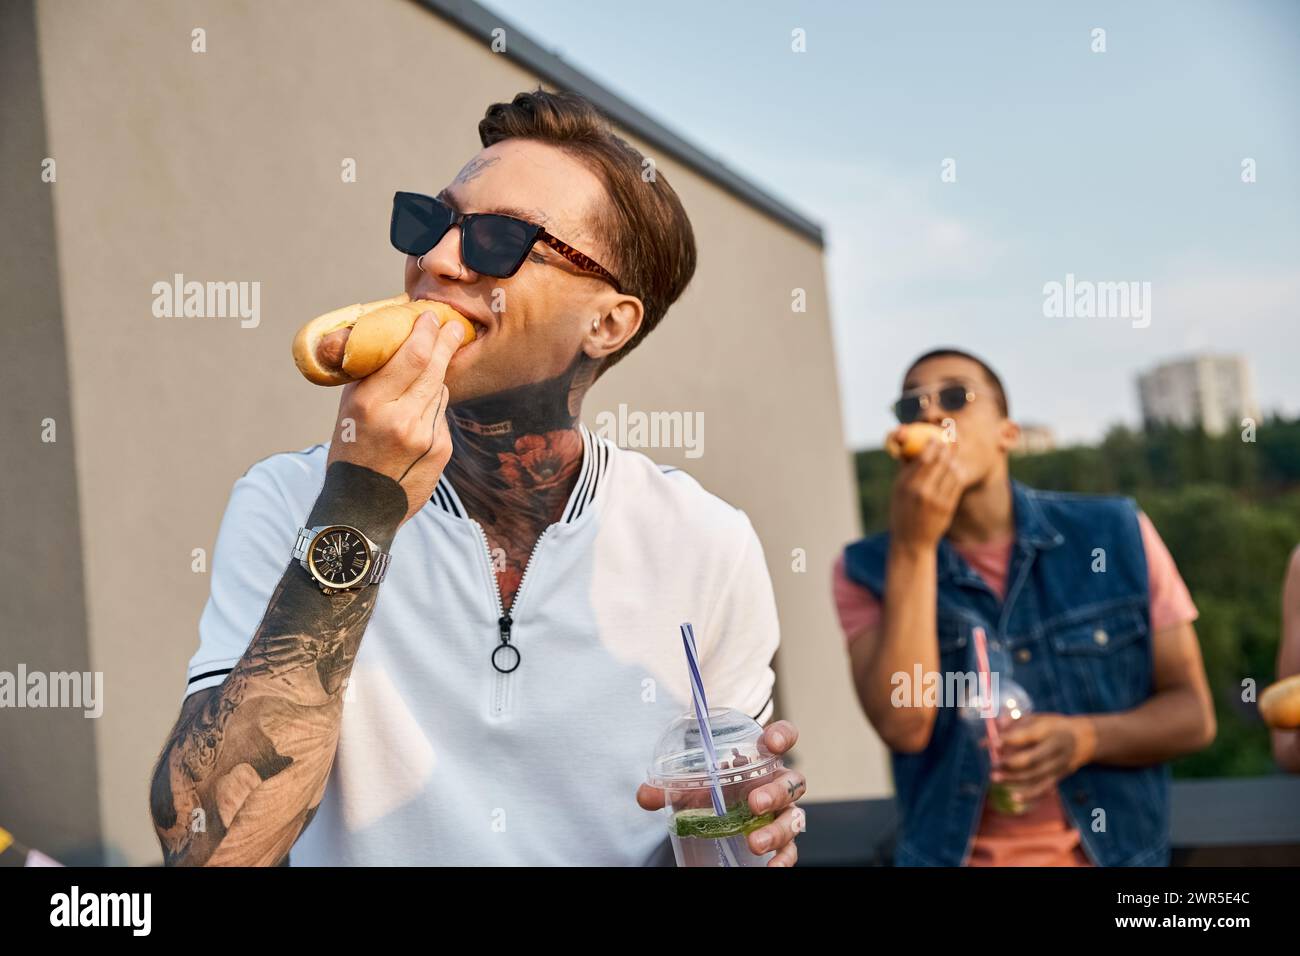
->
[[307, 526, 371, 589]]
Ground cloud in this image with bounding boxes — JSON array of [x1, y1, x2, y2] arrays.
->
[[1156, 270, 1300, 351]]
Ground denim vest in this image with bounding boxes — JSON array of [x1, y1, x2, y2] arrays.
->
[[843, 480, 1170, 867]]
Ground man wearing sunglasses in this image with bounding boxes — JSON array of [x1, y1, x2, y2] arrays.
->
[[150, 89, 804, 866], [832, 349, 1215, 866]]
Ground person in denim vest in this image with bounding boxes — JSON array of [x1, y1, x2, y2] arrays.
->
[[833, 349, 1216, 866]]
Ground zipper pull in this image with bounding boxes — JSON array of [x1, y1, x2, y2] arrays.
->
[[491, 612, 521, 674]]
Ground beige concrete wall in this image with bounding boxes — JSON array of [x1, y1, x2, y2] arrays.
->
[[0, 0, 103, 864], [28, 0, 888, 864]]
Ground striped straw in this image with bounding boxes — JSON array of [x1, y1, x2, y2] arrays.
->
[[680, 622, 738, 867], [971, 626, 1002, 761], [681, 623, 726, 814]]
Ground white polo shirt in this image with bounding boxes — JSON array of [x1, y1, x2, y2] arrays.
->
[[183, 424, 779, 866]]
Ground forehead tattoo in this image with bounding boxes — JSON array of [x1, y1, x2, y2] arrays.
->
[[452, 155, 499, 186], [441, 156, 552, 227]]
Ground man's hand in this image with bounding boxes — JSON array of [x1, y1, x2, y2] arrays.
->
[[327, 313, 464, 528], [636, 720, 806, 867], [888, 434, 964, 552], [991, 713, 1097, 802]]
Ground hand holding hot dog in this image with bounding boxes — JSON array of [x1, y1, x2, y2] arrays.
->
[[326, 312, 465, 528], [889, 430, 963, 551]]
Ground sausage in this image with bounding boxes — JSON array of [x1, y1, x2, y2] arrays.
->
[[317, 327, 351, 370]]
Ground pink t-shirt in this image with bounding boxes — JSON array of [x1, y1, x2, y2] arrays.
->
[[832, 512, 1197, 642], [832, 511, 1198, 867]]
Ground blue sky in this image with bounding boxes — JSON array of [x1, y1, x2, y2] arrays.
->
[[481, 0, 1300, 448]]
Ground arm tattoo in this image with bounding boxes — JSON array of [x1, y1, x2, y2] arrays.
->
[[149, 461, 405, 866]]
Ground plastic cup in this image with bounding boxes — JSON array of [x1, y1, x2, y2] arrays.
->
[[647, 707, 783, 867], [959, 675, 1037, 815]]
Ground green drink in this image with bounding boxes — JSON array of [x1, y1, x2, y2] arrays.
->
[[673, 803, 776, 839], [648, 707, 784, 867], [988, 782, 1031, 815]]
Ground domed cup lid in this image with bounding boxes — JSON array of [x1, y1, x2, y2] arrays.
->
[[646, 707, 781, 790]]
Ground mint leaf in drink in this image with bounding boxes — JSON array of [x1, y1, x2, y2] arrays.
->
[[673, 802, 775, 839], [989, 782, 1030, 815]]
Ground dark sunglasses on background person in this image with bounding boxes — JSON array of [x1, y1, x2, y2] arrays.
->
[[390, 191, 623, 293], [891, 382, 976, 424]]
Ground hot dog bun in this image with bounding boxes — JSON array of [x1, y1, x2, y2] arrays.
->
[[293, 294, 476, 386], [292, 293, 410, 386], [1260, 674, 1300, 729], [885, 422, 949, 460]]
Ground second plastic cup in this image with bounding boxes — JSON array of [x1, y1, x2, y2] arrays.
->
[[960, 675, 1037, 815]]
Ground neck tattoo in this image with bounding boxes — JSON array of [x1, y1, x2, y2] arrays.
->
[[443, 353, 599, 611]]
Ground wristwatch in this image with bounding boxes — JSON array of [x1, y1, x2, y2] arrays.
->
[[293, 525, 391, 594]]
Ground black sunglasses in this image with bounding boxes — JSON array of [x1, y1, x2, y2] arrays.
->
[[892, 383, 976, 424], [390, 191, 623, 293]]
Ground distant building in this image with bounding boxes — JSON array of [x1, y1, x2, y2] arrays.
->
[[1137, 355, 1259, 436], [1012, 424, 1056, 455]]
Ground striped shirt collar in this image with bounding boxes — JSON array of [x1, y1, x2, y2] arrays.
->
[[430, 422, 610, 524]]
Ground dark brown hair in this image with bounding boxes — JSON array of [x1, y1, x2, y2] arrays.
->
[[478, 88, 697, 373]]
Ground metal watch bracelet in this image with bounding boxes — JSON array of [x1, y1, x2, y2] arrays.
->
[[293, 526, 390, 586]]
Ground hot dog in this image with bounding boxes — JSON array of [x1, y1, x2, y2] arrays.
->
[[885, 422, 949, 461], [292, 293, 477, 386], [1260, 674, 1300, 729]]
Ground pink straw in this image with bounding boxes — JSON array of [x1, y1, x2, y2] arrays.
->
[[972, 627, 1001, 761]]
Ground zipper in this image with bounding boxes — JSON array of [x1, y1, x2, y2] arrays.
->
[[469, 518, 552, 717]]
